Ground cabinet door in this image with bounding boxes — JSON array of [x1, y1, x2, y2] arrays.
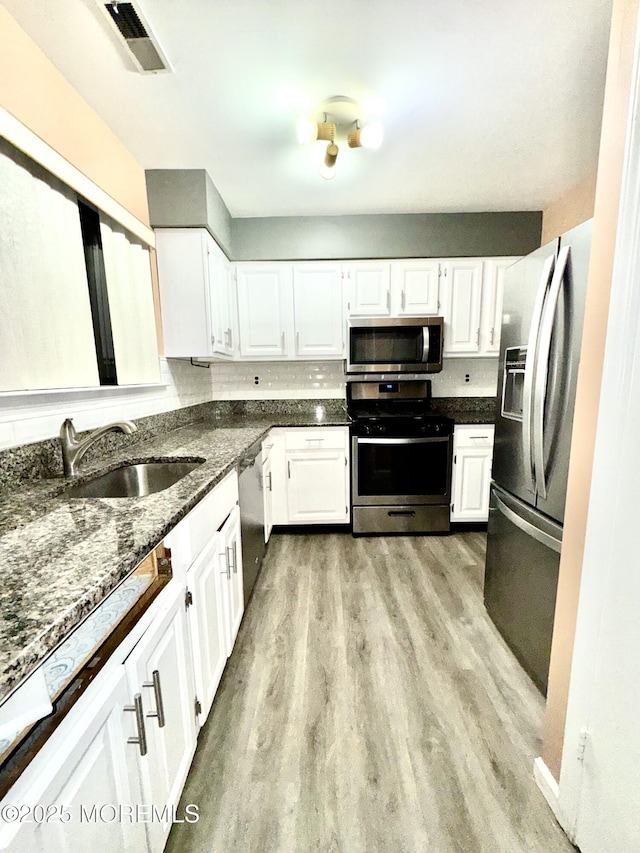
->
[[263, 452, 273, 543], [186, 533, 227, 727], [236, 264, 293, 358], [205, 234, 227, 357], [125, 583, 197, 852], [0, 668, 146, 853], [451, 426, 495, 522], [391, 260, 440, 316], [346, 263, 391, 316], [155, 228, 212, 358], [480, 258, 518, 355], [286, 451, 349, 523], [441, 260, 484, 354], [219, 505, 244, 657], [292, 264, 344, 358]]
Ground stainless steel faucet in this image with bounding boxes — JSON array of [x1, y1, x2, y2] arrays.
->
[[60, 417, 137, 478]]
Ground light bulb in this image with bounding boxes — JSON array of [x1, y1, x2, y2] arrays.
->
[[297, 117, 317, 144], [359, 121, 384, 150], [319, 162, 337, 180]]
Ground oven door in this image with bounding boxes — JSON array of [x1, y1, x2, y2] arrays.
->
[[352, 434, 452, 506]]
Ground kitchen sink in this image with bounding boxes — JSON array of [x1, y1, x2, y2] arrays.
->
[[63, 460, 204, 499]]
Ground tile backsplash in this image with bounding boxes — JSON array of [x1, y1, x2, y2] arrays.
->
[[208, 361, 346, 400], [0, 355, 498, 451], [208, 357, 498, 400]]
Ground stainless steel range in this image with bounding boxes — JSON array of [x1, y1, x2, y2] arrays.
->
[[347, 379, 453, 535]]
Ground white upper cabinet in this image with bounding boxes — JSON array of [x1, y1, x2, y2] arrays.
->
[[441, 259, 484, 354], [292, 263, 344, 358], [479, 258, 519, 355], [236, 263, 294, 358], [391, 260, 441, 316], [345, 262, 392, 315], [155, 227, 233, 359]]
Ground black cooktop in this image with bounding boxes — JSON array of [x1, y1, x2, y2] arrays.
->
[[346, 378, 452, 436]]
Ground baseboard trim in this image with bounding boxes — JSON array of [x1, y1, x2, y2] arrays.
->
[[533, 757, 575, 843]]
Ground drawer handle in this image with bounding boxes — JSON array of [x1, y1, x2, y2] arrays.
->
[[125, 694, 148, 756], [143, 670, 166, 728], [388, 510, 416, 517]]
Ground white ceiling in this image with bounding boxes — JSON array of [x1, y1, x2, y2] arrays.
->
[[5, 0, 613, 218]]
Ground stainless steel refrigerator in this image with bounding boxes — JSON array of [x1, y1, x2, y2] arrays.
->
[[484, 218, 592, 695]]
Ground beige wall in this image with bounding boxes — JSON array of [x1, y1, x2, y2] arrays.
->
[[541, 173, 597, 244], [0, 7, 149, 226], [542, 0, 639, 781]]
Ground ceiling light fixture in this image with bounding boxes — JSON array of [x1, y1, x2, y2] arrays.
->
[[296, 96, 384, 179], [319, 143, 339, 181]]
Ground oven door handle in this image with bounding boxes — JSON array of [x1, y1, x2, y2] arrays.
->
[[422, 326, 430, 362], [356, 437, 450, 445]]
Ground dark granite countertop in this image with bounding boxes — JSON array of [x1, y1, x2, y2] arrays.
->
[[0, 410, 349, 701]]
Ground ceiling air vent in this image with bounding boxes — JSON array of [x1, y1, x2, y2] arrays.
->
[[101, 2, 172, 73]]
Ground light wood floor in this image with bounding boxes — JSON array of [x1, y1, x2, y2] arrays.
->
[[167, 531, 575, 853]]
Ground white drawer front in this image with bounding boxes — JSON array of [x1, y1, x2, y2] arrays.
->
[[454, 424, 495, 449], [284, 427, 347, 451]]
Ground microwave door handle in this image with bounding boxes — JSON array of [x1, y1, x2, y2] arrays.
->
[[522, 254, 555, 495], [533, 245, 570, 500], [422, 326, 430, 362]]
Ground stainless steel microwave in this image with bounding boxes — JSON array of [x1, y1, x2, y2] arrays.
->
[[346, 317, 444, 374]]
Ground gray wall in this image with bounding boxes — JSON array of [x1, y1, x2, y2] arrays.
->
[[231, 212, 542, 260], [145, 169, 541, 260], [145, 169, 233, 257]]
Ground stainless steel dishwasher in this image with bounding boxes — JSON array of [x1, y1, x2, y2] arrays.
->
[[238, 440, 267, 604]]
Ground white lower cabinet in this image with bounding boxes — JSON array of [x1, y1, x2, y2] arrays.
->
[[450, 425, 495, 522], [218, 505, 244, 657], [124, 582, 197, 852], [286, 452, 349, 523], [0, 582, 196, 853], [0, 667, 147, 853], [262, 446, 273, 543], [269, 427, 350, 525], [185, 533, 227, 726], [1, 470, 245, 853]]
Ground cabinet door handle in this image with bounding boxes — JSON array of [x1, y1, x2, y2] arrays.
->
[[143, 670, 166, 728], [401, 289, 406, 310], [125, 694, 148, 756], [386, 290, 390, 312], [281, 331, 286, 352], [226, 543, 238, 574], [296, 331, 300, 353], [221, 549, 231, 579], [267, 472, 272, 491], [476, 328, 480, 346], [287, 460, 291, 478], [489, 327, 495, 346]]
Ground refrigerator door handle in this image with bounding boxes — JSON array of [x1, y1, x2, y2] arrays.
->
[[533, 246, 570, 500], [494, 493, 562, 553], [522, 254, 555, 495]]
